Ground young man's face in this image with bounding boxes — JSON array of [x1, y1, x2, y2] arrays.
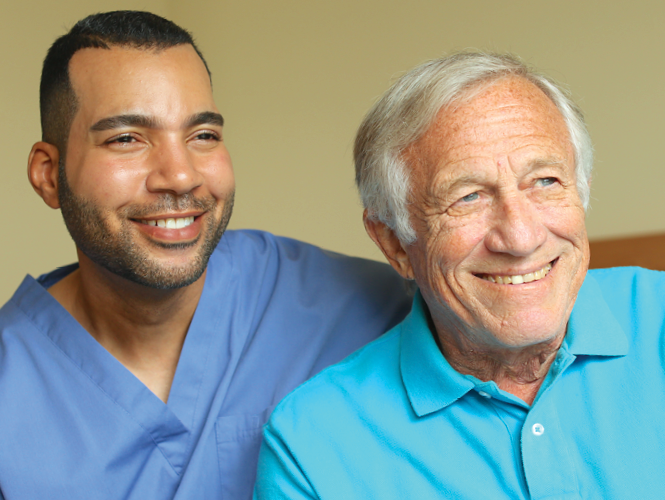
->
[[61, 44, 235, 289]]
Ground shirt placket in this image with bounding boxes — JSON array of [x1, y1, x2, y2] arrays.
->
[[521, 358, 581, 500]]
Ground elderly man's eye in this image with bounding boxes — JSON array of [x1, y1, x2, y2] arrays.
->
[[537, 177, 557, 187], [461, 192, 479, 202]]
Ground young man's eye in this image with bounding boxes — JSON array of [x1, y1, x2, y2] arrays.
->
[[195, 131, 220, 141], [107, 134, 136, 144]]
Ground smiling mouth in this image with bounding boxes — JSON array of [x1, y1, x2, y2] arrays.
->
[[137, 216, 196, 229], [477, 260, 555, 285]]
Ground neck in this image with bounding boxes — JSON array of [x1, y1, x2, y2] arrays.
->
[[433, 319, 564, 405], [48, 253, 205, 403]]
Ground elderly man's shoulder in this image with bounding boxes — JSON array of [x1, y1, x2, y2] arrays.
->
[[588, 265, 664, 284], [266, 324, 405, 431], [584, 266, 665, 346], [587, 266, 665, 309]]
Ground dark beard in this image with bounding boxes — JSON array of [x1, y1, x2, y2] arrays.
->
[[57, 162, 234, 290]]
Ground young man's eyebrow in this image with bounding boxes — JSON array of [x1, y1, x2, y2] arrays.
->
[[90, 114, 158, 132], [89, 112, 224, 133], [185, 112, 224, 129]]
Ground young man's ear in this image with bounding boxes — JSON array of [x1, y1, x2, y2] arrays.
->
[[363, 210, 414, 280], [28, 142, 61, 209]]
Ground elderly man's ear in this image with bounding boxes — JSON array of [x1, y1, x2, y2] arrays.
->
[[28, 142, 61, 209], [363, 210, 415, 280]]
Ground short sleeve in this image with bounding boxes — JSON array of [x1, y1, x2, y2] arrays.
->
[[253, 423, 318, 500]]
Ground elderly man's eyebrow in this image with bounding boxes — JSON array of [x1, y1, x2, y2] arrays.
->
[[444, 174, 481, 190], [185, 112, 224, 129], [90, 114, 158, 132], [431, 173, 484, 198], [433, 157, 571, 196], [530, 157, 569, 169]]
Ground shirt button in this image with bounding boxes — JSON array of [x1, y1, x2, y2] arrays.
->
[[532, 423, 545, 436], [478, 391, 491, 398]]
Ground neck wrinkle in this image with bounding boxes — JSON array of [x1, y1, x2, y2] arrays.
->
[[432, 319, 564, 405]]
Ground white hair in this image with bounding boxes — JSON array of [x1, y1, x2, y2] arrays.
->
[[354, 52, 593, 244]]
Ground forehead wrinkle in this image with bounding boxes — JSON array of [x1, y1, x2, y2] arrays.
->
[[407, 77, 574, 199], [452, 113, 565, 146], [448, 80, 568, 134], [420, 118, 567, 174], [432, 138, 565, 175]]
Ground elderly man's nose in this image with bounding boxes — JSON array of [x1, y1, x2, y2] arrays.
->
[[484, 195, 547, 256], [146, 144, 204, 195]]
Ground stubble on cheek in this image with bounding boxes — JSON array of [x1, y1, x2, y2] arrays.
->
[[57, 163, 234, 289]]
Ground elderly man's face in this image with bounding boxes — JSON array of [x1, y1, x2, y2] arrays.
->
[[400, 77, 589, 350]]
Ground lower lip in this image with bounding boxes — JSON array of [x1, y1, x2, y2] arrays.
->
[[132, 216, 204, 242]]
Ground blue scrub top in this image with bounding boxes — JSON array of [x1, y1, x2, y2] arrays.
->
[[0, 230, 412, 499], [256, 267, 665, 499]]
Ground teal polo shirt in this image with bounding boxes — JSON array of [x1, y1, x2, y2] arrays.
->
[[255, 268, 665, 499]]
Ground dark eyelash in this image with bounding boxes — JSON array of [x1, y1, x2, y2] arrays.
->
[[197, 131, 221, 140], [106, 133, 134, 143]]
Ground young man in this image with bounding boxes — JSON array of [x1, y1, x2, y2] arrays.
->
[[0, 11, 410, 499]]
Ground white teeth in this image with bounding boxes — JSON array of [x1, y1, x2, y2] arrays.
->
[[480, 262, 553, 285], [139, 216, 195, 228]]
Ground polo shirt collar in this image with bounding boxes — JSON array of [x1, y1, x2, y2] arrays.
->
[[400, 291, 476, 417], [400, 274, 629, 418], [564, 273, 629, 356]]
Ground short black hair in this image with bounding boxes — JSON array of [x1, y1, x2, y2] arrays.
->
[[40, 10, 211, 158]]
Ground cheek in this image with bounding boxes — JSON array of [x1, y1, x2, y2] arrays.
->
[[541, 202, 587, 243], [200, 150, 235, 199], [417, 221, 485, 285], [67, 155, 146, 207]]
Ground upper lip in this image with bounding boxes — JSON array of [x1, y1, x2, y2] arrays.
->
[[131, 211, 203, 221], [474, 259, 557, 277]]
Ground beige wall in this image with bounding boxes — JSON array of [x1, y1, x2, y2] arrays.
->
[[3, 1, 665, 304]]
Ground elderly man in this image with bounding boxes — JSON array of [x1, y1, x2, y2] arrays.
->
[[0, 11, 411, 499], [254, 53, 665, 499]]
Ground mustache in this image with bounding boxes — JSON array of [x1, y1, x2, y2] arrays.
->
[[120, 193, 217, 218]]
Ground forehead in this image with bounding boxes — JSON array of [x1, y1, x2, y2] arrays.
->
[[407, 77, 573, 178], [67, 44, 215, 123]]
